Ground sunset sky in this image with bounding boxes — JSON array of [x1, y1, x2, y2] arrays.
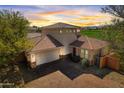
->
[[0, 5, 114, 27]]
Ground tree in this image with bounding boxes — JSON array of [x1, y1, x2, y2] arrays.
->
[[0, 10, 32, 64], [32, 26, 42, 32], [101, 5, 124, 19], [101, 5, 124, 71]]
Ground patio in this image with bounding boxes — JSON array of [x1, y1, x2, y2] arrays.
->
[[18, 58, 112, 83]]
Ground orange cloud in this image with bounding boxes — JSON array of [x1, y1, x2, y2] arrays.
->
[[69, 21, 106, 27], [29, 19, 51, 26], [35, 10, 81, 16], [82, 22, 105, 26], [28, 10, 112, 27], [29, 18, 108, 27], [74, 15, 107, 21]]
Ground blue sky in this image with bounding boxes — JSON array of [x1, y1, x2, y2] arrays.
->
[[0, 5, 112, 26]]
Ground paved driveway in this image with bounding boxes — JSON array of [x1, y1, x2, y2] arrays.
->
[[18, 58, 84, 83], [25, 71, 124, 88], [18, 58, 111, 83]]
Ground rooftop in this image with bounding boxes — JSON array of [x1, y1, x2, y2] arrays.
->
[[27, 34, 63, 53], [70, 36, 109, 50], [42, 22, 81, 29]]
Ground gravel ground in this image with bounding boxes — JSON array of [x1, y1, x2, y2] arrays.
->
[[104, 72, 124, 86], [25, 71, 124, 88]]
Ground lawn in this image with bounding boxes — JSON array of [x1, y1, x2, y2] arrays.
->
[[80, 29, 104, 40]]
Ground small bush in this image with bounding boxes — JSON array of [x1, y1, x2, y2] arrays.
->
[[81, 58, 89, 68]]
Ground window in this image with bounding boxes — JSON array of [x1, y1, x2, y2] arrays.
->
[[85, 50, 88, 59], [60, 30, 62, 33], [80, 49, 85, 58], [73, 30, 75, 32], [77, 29, 80, 32], [80, 49, 88, 59]]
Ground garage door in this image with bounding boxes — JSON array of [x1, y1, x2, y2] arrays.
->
[[36, 49, 60, 65]]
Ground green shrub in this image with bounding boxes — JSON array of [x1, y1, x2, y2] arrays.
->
[[81, 58, 89, 68]]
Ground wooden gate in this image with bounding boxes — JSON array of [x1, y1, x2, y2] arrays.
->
[[99, 53, 120, 70]]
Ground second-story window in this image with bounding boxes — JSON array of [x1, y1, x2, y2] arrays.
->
[[60, 30, 62, 34], [77, 29, 80, 32], [73, 30, 76, 33]]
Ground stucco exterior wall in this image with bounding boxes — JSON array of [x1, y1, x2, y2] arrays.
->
[[88, 50, 95, 61], [88, 46, 109, 65]]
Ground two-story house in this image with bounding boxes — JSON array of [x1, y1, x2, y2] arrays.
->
[[25, 22, 109, 68], [25, 22, 81, 68]]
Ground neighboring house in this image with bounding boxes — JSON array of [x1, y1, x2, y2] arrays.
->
[[25, 22, 109, 68], [28, 26, 41, 33], [83, 26, 99, 30]]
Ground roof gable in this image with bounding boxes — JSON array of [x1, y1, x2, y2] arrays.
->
[[28, 34, 63, 52], [47, 34, 63, 47], [70, 36, 109, 50], [42, 22, 81, 29]]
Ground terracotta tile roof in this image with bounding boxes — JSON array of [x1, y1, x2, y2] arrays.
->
[[70, 36, 109, 50], [42, 22, 81, 29], [28, 34, 63, 52]]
